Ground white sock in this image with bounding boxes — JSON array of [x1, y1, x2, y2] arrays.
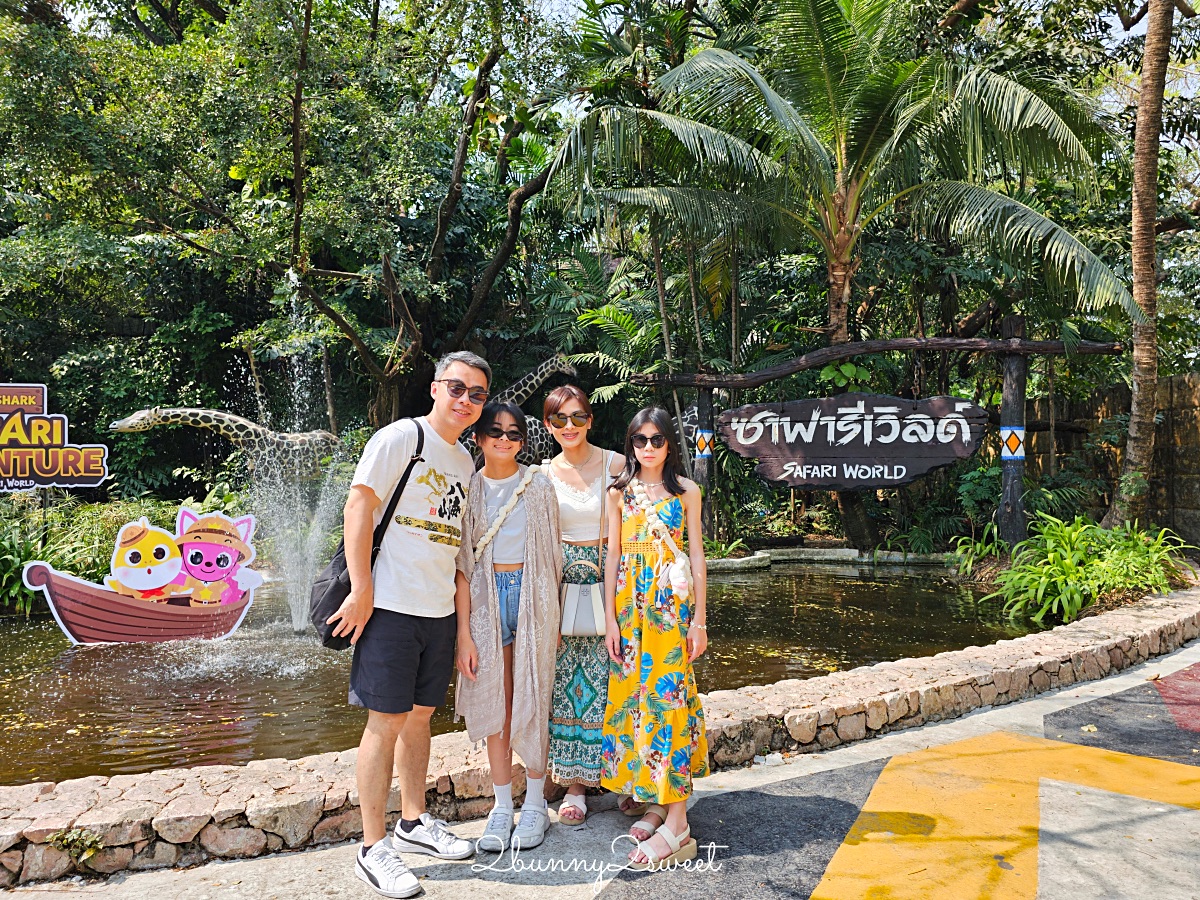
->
[[522, 776, 546, 810], [493, 782, 513, 810]]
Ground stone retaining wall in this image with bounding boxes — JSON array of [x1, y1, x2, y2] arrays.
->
[[3, 588, 1198, 885]]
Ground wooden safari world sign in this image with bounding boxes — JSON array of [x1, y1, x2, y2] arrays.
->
[[718, 394, 988, 490]]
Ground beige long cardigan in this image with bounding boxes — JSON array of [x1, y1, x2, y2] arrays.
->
[[454, 468, 563, 771]]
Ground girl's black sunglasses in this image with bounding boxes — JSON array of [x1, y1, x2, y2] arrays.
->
[[484, 427, 524, 442], [630, 433, 667, 449]]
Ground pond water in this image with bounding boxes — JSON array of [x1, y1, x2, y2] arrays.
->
[[0, 567, 1032, 785]]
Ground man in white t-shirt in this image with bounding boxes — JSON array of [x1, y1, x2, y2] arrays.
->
[[327, 351, 489, 898]]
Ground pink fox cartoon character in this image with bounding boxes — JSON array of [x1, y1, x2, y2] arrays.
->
[[173, 509, 261, 607], [105, 519, 186, 602]]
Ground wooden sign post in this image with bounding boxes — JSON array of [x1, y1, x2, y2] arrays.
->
[[999, 316, 1028, 547], [717, 394, 988, 490]]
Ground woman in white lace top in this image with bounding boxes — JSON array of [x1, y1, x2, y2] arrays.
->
[[543, 385, 643, 824]]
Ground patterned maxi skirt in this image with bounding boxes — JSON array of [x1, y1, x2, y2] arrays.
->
[[548, 543, 609, 787]]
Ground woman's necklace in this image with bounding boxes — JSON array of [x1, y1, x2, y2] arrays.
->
[[562, 445, 596, 471]]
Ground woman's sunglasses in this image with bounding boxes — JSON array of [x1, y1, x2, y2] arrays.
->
[[546, 411, 592, 429], [435, 379, 489, 405], [484, 427, 524, 443], [631, 433, 667, 449]]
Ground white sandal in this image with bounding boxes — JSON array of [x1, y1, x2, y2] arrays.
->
[[557, 792, 587, 826], [629, 823, 697, 871], [629, 804, 666, 840]]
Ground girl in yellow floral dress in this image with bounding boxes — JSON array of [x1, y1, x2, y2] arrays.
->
[[602, 407, 709, 871]]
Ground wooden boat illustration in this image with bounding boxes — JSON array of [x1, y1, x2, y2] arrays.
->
[[22, 562, 253, 645]]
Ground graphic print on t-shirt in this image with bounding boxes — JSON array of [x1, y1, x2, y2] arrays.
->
[[416, 467, 468, 523]]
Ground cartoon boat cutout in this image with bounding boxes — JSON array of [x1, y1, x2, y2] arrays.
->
[[22, 562, 252, 645]]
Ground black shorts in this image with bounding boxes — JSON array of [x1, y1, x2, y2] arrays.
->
[[348, 608, 457, 714]]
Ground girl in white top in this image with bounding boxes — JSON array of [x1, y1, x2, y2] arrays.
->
[[543, 385, 644, 825], [454, 402, 562, 852]]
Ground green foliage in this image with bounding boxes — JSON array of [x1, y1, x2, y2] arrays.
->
[[818, 362, 871, 393], [957, 465, 1003, 528], [951, 523, 1009, 578], [48, 827, 103, 862], [703, 536, 747, 559], [988, 514, 1196, 624]]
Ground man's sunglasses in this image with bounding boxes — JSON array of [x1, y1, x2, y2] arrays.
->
[[484, 427, 524, 442], [631, 433, 668, 449], [436, 379, 489, 405], [546, 411, 592, 429]]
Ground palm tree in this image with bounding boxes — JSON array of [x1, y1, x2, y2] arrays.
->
[[553, 0, 1140, 548], [1101, 0, 1175, 527]]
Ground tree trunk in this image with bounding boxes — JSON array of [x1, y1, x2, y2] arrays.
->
[[827, 216, 877, 549], [827, 237, 857, 344], [650, 230, 693, 477], [290, 0, 313, 267], [1103, 0, 1174, 528], [370, 376, 403, 429], [321, 344, 338, 435]]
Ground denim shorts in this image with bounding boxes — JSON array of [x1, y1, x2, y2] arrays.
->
[[495, 568, 523, 648]]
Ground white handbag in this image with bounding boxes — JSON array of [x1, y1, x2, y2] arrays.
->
[[559, 451, 610, 637]]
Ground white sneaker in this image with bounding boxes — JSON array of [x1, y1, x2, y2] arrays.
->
[[393, 812, 474, 860], [354, 837, 420, 899], [512, 805, 549, 850], [477, 806, 515, 852]]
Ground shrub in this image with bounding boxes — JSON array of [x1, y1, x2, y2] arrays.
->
[[951, 523, 1008, 578], [988, 514, 1195, 625]]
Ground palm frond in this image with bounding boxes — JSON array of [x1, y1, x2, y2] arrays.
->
[[914, 181, 1141, 323]]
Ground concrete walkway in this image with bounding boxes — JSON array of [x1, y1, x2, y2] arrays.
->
[[15, 641, 1200, 900]]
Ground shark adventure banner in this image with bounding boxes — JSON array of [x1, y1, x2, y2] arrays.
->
[[0, 383, 109, 491]]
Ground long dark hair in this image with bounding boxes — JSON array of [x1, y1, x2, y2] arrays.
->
[[611, 407, 685, 496], [473, 401, 528, 443]]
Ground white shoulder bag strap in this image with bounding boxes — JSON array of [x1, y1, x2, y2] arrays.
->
[[473, 465, 539, 562]]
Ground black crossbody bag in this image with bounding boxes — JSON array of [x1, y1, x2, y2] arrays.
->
[[309, 419, 425, 650]]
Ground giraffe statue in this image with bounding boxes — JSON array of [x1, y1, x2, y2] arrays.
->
[[464, 353, 577, 464], [110, 408, 340, 476], [111, 356, 576, 476], [492, 353, 577, 406]]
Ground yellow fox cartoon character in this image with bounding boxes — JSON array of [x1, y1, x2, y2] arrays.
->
[[105, 518, 186, 603]]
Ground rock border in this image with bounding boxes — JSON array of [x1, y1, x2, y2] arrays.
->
[[706, 550, 771, 572], [2, 587, 1197, 885]]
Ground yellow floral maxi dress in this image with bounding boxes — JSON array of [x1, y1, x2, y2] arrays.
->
[[600, 489, 709, 804]]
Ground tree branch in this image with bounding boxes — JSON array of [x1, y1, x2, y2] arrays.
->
[[266, 262, 387, 380], [953, 298, 996, 338], [447, 164, 552, 351], [494, 119, 525, 184], [124, 3, 166, 46], [937, 0, 983, 30], [192, 0, 228, 23], [1115, 0, 1151, 27], [1155, 196, 1200, 233], [381, 253, 423, 373], [425, 42, 503, 283], [632, 338, 1124, 388]]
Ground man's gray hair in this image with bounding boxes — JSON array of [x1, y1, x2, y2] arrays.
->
[[434, 350, 492, 387]]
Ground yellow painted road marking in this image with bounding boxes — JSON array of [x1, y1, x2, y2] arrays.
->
[[812, 731, 1200, 900]]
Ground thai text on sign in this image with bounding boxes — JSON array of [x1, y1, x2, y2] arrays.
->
[[0, 383, 109, 491], [717, 394, 987, 490]]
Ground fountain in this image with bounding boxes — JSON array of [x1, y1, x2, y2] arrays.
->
[[238, 301, 350, 634]]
